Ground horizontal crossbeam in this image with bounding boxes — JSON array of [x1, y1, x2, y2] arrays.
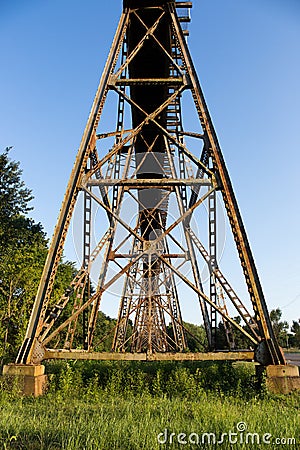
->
[[176, 2, 193, 8], [111, 77, 184, 86], [86, 178, 212, 187], [44, 350, 254, 362]]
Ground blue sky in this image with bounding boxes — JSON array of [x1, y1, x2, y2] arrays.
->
[[1, 1, 299, 326]]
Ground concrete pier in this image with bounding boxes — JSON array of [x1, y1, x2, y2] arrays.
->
[[256, 364, 300, 394], [2, 364, 48, 397]]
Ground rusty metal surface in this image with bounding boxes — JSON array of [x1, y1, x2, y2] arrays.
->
[[86, 178, 212, 187], [44, 349, 254, 362]]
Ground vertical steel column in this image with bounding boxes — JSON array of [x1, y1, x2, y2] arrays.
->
[[82, 187, 92, 349], [65, 171, 92, 349], [162, 238, 186, 350], [165, 137, 212, 346], [113, 236, 140, 351], [209, 189, 217, 350]]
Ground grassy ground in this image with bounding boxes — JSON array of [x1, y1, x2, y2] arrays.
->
[[0, 361, 299, 449]]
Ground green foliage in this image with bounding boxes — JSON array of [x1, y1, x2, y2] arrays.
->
[[215, 316, 250, 350], [270, 308, 289, 347], [290, 319, 300, 348], [0, 147, 33, 225], [92, 311, 117, 352], [0, 149, 45, 364], [0, 368, 299, 450], [43, 359, 259, 399], [214, 308, 292, 351], [0, 223, 47, 361], [183, 321, 208, 352], [0, 149, 75, 365]]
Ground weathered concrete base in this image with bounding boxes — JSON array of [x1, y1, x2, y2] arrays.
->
[[266, 364, 299, 378], [2, 364, 48, 397], [257, 364, 300, 394]]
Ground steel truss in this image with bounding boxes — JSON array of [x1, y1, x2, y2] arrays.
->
[[16, 0, 285, 366]]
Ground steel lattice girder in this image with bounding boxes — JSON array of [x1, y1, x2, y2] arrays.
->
[[15, 1, 285, 367]]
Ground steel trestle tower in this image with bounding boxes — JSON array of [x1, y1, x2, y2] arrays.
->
[[15, 0, 285, 367]]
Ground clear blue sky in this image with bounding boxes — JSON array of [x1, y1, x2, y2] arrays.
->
[[0, 0, 299, 326]]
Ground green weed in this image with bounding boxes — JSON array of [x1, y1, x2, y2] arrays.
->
[[0, 361, 298, 449]]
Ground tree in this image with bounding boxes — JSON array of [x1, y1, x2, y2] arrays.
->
[[0, 147, 33, 242], [215, 316, 250, 350], [270, 308, 289, 348], [0, 149, 75, 365], [182, 322, 207, 352], [0, 220, 47, 361], [92, 311, 118, 352], [290, 320, 300, 348]]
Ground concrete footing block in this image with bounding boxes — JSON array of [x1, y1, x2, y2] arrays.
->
[[2, 364, 48, 397], [257, 364, 300, 394], [266, 364, 299, 378]]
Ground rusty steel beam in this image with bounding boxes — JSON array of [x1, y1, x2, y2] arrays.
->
[[44, 350, 254, 362], [111, 77, 184, 86], [109, 253, 186, 259], [86, 178, 212, 187], [176, 2, 192, 8]]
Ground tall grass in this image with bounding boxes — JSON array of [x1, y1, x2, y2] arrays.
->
[[45, 360, 260, 398], [0, 361, 299, 449]]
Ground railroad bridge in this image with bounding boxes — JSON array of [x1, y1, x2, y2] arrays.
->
[[4, 0, 300, 395]]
